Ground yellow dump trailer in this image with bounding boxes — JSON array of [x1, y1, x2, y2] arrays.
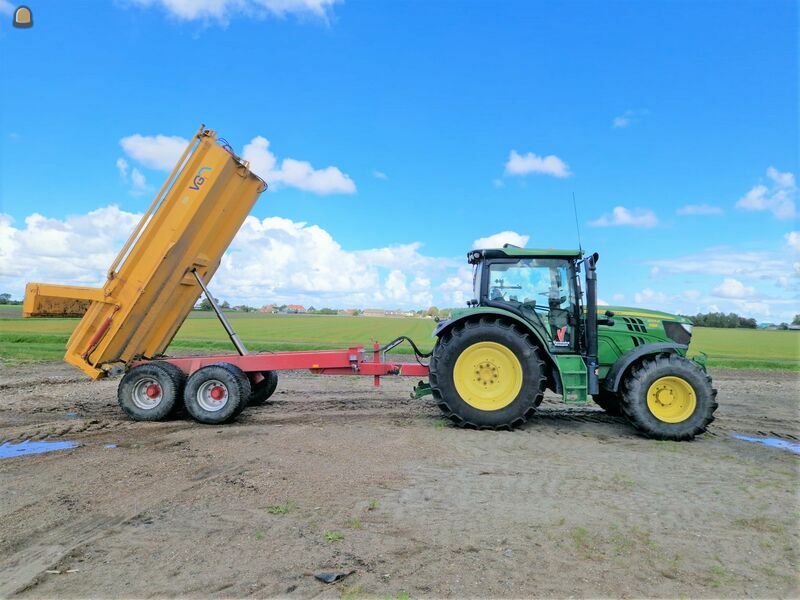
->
[[23, 126, 266, 379]]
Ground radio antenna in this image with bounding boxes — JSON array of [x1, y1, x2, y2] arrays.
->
[[572, 192, 583, 253]]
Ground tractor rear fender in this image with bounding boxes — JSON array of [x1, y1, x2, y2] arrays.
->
[[433, 309, 562, 393], [602, 342, 689, 393]]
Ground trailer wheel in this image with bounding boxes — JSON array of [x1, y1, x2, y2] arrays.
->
[[117, 362, 185, 421], [429, 318, 545, 430], [249, 371, 279, 406], [620, 353, 718, 440], [183, 363, 252, 424], [592, 390, 623, 416]]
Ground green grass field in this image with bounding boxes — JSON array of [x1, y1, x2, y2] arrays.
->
[[0, 305, 797, 370]]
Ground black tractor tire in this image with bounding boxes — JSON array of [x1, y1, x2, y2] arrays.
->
[[592, 390, 623, 416], [117, 361, 185, 421], [183, 363, 252, 424], [620, 353, 717, 441], [429, 317, 545, 430], [249, 371, 279, 406]]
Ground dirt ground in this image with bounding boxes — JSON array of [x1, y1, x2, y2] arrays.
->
[[0, 362, 798, 599]]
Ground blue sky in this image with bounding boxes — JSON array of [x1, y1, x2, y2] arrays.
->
[[0, 0, 797, 320]]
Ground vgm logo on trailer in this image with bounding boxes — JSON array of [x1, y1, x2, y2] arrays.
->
[[189, 166, 212, 190]]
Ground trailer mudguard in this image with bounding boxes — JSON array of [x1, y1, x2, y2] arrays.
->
[[601, 342, 689, 393], [433, 307, 562, 391]]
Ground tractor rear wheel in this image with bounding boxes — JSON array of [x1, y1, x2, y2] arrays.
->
[[620, 353, 717, 440], [249, 371, 279, 406], [117, 361, 185, 421], [183, 363, 252, 424], [592, 390, 623, 416], [429, 318, 545, 430]]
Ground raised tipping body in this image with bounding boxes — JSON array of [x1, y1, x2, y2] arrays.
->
[[24, 127, 266, 379]]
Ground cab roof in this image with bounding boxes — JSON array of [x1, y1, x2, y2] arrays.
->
[[468, 246, 583, 263]]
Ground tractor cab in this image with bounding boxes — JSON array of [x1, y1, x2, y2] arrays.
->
[[467, 247, 584, 353]]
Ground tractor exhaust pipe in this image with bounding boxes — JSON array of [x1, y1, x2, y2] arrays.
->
[[585, 252, 600, 395]]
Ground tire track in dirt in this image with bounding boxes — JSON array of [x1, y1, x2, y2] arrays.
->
[[0, 454, 277, 597]]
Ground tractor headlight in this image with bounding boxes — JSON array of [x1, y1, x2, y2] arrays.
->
[[664, 321, 692, 345]]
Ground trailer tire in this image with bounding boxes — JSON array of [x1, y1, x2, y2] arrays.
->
[[117, 362, 184, 421], [620, 353, 717, 440], [249, 371, 279, 406], [429, 317, 545, 430], [183, 363, 252, 424], [592, 390, 623, 416]]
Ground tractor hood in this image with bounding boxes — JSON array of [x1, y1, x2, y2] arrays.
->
[[600, 306, 691, 325]]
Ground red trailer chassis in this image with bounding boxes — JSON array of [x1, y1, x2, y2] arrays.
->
[[153, 342, 430, 387], [120, 272, 432, 423]]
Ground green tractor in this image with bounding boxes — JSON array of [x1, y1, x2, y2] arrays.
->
[[427, 246, 717, 440]]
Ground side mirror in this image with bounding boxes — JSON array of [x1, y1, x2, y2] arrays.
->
[[592, 252, 600, 265]]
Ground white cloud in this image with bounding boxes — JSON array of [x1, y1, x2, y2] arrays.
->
[[634, 288, 668, 305], [384, 270, 408, 300], [647, 246, 796, 284], [472, 231, 530, 249], [127, 0, 339, 22], [504, 150, 571, 178], [120, 134, 189, 171], [242, 136, 356, 195], [116, 157, 129, 179], [437, 266, 474, 306], [119, 133, 355, 196], [0, 206, 468, 310], [612, 109, 648, 128], [676, 204, 724, 216], [130, 168, 148, 191], [785, 231, 800, 253], [116, 157, 148, 194], [736, 167, 796, 219], [373, 170, 387, 180], [590, 206, 658, 228], [712, 277, 756, 299], [0, 207, 142, 289]]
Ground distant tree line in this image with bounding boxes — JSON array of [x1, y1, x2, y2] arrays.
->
[[683, 312, 757, 328], [0, 293, 22, 305]]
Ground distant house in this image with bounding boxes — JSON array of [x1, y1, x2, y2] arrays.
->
[[339, 309, 357, 316], [307, 306, 317, 313], [286, 304, 306, 314], [259, 304, 276, 313], [360, 308, 415, 318]]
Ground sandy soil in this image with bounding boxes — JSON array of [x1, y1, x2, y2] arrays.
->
[[0, 363, 798, 599]]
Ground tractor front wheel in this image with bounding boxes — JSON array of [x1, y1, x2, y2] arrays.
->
[[429, 318, 545, 430], [620, 353, 717, 440]]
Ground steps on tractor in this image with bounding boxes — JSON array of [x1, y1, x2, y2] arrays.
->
[[554, 355, 589, 405]]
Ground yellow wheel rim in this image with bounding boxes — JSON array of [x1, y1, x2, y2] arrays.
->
[[453, 341, 523, 411], [647, 376, 697, 423]]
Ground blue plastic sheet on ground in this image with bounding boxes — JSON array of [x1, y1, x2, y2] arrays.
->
[[0, 440, 78, 459], [732, 434, 800, 455]]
